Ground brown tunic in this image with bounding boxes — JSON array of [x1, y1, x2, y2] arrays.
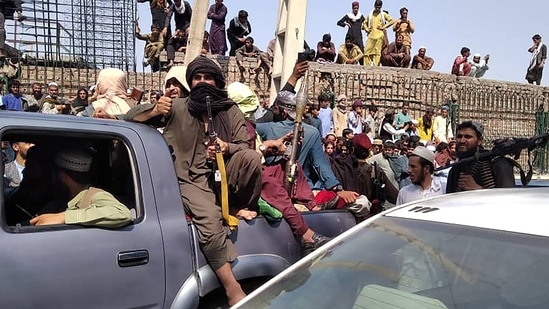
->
[[128, 98, 262, 270]]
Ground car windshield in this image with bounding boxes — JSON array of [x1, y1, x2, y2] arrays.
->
[[241, 217, 549, 309]]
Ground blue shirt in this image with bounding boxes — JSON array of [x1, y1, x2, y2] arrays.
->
[[318, 107, 333, 137], [394, 112, 411, 129], [256, 120, 340, 189], [2, 94, 24, 111]]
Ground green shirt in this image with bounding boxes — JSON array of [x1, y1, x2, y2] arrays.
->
[[64, 188, 132, 228]]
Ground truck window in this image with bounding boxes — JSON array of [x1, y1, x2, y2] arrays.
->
[[1, 131, 140, 229]]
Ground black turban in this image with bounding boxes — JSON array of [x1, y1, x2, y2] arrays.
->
[[185, 56, 226, 89]]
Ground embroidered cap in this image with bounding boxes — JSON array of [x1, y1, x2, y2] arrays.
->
[[54, 149, 93, 173], [471, 121, 484, 138], [412, 146, 435, 165]]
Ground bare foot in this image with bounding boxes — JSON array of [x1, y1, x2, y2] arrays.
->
[[235, 208, 257, 221]]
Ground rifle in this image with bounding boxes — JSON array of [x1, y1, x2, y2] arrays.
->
[[206, 96, 239, 230], [435, 133, 549, 185], [372, 162, 386, 207], [284, 72, 308, 195]]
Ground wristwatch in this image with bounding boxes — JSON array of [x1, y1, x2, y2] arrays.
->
[[332, 184, 343, 192]]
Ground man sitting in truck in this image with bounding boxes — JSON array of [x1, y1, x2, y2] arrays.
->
[[29, 148, 132, 228], [126, 56, 262, 306]]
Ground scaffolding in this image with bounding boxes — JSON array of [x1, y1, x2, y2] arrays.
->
[[3, 0, 136, 91]]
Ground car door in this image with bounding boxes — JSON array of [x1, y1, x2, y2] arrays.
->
[[0, 118, 165, 309]]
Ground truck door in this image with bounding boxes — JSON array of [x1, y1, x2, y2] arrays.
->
[[0, 120, 165, 309]]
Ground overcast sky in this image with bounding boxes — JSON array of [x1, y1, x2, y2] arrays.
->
[[137, 0, 548, 86]]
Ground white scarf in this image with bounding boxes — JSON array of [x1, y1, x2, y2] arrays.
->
[[233, 17, 250, 35], [529, 43, 544, 71], [174, 1, 185, 15], [346, 11, 363, 22], [367, 10, 386, 28]]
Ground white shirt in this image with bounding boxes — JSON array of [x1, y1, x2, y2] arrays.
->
[[396, 176, 446, 205], [469, 60, 489, 78]]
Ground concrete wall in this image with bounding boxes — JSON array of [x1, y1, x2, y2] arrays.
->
[[17, 57, 549, 143]]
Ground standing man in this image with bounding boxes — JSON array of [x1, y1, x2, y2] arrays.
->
[[411, 46, 434, 70], [396, 146, 445, 205], [227, 10, 251, 57], [337, 1, 365, 64], [381, 34, 411, 68], [451, 47, 471, 76], [317, 93, 333, 138], [362, 0, 393, 66], [127, 57, 262, 306], [207, 0, 228, 56], [446, 121, 515, 193], [164, 0, 192, 34], [392, 7, 414, 54], [0, 0, 23, 58], [526, 34, 547, 85], [332, 94, 349, 136], [433, 105, 453, 144], [469, 53, 490, 78]]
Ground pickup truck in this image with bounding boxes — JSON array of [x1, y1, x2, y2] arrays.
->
[[0, 112, 357, 309]]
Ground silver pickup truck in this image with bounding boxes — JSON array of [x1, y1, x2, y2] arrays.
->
[[0, 112, 356, 309]]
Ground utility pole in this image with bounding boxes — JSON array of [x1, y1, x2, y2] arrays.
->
[[270, 0, 308, 103], [184, 0, 209, 65]]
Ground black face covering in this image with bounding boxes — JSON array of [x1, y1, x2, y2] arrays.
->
[[187, 83, 234, 142]]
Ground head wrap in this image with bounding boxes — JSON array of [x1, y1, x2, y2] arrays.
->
[[227, 82, 259, 121], [165, 65, 190, 92], [92, 68, 134, 115], [186, 55, 226, 89]]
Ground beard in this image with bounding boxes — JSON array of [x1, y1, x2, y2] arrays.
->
[[456, 146, 479, 159], [411, 171, 425, 186]]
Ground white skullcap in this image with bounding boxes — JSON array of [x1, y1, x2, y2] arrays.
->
[[54, 149, 93, 173], [474, 53, 481, 58], [48, 82, 58, 87], [418, 46, 427, 51], [412, 146, 435, 165]]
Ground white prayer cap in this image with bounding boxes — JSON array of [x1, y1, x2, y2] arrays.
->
[[54, 149, 93, 173], [474, 53, 481, 58], [48, 82, 58, 88], [411, 146, 435, 165], [418, 46, 426, 51]]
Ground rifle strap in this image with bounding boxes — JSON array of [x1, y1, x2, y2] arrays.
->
[[503, 152, 533, 186], [215, 152, 239, 230]]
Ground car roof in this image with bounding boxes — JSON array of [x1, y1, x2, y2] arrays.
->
[[385, 187, 549, 237]]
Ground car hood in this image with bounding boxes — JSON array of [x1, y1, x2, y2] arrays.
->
[[386, 187, 549, 237]]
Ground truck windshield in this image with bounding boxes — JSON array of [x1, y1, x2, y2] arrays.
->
[[241, 217, 549, 309]]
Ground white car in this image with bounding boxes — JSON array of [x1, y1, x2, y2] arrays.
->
[[233, 188, 549, 309]]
